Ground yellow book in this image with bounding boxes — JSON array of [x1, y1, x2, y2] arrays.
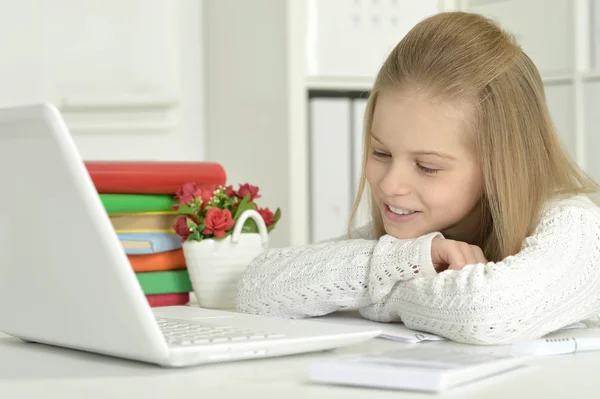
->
[[110, 211, 179, 233]]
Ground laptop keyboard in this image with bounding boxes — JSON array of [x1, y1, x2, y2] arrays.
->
[[156, 317, 285, 346]]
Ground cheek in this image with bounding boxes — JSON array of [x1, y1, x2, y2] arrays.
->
[[428, 169, 482, 210], [365, 157, 380, 187], [449, 173, 482, 206], [460, 164, 484, 198]]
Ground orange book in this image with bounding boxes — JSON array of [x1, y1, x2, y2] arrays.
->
[[127, 249, 186, 272]]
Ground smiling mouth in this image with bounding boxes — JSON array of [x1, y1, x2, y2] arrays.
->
[[382, 203, 422, 223], [386, 204, 419, 215]]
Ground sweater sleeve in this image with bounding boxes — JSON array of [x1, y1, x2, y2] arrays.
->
[[236, 230, 442, 318], [359, 197, 600, 345]]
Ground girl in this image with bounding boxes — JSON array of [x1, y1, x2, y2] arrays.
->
[[236, 11, 600, 345]]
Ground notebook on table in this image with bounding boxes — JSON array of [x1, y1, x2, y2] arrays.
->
[[310, 346, 528, 392], [315, 311, 445, 343]]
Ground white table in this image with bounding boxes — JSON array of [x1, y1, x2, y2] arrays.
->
[[1, 327, 599, 399]]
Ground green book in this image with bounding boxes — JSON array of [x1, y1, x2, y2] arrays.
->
[[100, 193, 177, 214], [135, 269, 193, 295]]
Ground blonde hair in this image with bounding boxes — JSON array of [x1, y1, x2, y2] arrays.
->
[[349, 11, 599, 261]]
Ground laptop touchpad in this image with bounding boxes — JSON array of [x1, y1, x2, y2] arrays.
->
[[151, 305, 236, 320]]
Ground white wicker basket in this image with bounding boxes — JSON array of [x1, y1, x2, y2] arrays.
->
[[182, 210, 269, 309]]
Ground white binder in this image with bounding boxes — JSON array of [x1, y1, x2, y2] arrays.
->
[[309, 98, 352, 242], [351, 98, 372, 229]]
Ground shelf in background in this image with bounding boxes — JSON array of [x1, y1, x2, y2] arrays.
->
[[306, 76, 373, 92], [581, 70, 600, 82], [541, 73, 575, 85], [307, 73, 575, 92]]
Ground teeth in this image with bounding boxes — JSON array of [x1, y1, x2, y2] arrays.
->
[[389, 206, 416, 215]]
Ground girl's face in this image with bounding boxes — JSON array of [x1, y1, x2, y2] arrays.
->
[[366, 91, 484, 242]]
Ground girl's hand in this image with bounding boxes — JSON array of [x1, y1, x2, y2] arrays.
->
[[431, 238, 488, 272]]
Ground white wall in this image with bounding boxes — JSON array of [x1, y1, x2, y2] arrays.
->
[[203, 0, 295, 248], [0, 0, 205, 161]]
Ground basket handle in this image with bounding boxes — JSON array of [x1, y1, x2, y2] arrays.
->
[[231, 209, 269, 247]]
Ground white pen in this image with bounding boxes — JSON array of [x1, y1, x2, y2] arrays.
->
[[511, 336, 600, 356]]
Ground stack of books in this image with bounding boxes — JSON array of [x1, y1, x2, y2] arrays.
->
[[85, 160, 227, 307]]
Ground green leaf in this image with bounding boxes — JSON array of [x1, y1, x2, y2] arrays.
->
[[233, 196, 247, 219], [222, 197, 236, 211], [185, 217, 198, 229], [242, 218, 259, 233], [176, 203, 197, 216], [267, 208, 282, 233], [233, 195, 255, 220], [188, 230, 201, 241]]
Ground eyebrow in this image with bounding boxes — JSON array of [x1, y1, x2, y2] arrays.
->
[[411, 150, 457, 161], [370, 132, 457, 161]]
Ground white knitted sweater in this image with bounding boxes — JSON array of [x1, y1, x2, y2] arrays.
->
[[236, 195, 600, 345]]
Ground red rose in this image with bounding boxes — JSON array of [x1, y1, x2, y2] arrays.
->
[[174, 182, 197, 204], [202, 208, 235, 238], [237, 183, 261, 201], [173, 216, 193, 242], [257, 207, 275, 226], [224, 185, 237, 198], [195, 186, 215, 208]]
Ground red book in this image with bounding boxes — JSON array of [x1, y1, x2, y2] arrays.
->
[[85, 161, 226, 194], [146, 292, 190, 307]]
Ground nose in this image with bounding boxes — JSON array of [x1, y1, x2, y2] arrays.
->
[[379, 161, 412, 197]]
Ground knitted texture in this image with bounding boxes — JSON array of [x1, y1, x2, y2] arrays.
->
[[236, 195, 600, 344]]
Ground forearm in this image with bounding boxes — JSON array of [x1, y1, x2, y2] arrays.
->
[[360, 204, 600, 344], [236, 233, 441, 318], [361, 265, 600, 344]]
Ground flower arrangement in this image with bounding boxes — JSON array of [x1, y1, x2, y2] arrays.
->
[[171, 182, 281, 242]]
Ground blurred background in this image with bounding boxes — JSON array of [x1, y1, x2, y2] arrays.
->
[[0, 0, 596, 248]]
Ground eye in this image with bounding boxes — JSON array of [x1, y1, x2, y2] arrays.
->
[[417, 163, 440, 174], [371, 149, 390, 158]]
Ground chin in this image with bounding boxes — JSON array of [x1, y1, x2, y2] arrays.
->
[[383, 227, 424, 240]]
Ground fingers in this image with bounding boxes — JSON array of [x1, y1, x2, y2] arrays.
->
[[432, 239, 488, 271], [448, 242, 473, 270], [471, 245, 488, 265], [448, 243, 468, 270], [433, 263, 449, 273]]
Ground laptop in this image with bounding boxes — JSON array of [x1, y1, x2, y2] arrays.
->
[[0, 103, 381, 367]]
